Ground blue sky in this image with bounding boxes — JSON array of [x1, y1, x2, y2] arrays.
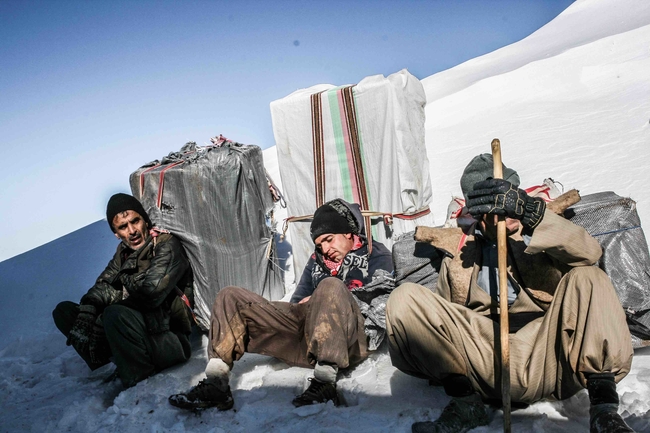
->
[[0, 0, 574, 261]]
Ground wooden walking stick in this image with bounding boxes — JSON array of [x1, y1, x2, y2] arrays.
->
[[491, 138, 511, 433]]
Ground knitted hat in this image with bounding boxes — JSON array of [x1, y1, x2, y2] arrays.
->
[[106, 193, 152, 232], [460, 154, 520, 202], [310, 199, 359, 242]]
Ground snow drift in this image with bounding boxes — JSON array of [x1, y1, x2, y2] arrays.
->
[[1, 0, 650, 431]]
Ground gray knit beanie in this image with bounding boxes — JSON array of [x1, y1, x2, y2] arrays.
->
[[460, 154, 520, 202]]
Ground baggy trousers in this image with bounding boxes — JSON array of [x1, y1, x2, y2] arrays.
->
[[53, 301, 191, 387], [208, 277, 368, 370], [386, 266, 633, 403]]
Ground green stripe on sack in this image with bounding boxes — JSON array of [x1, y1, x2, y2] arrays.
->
[[327, 88, 353, 203], [350, 89, 377, 240]]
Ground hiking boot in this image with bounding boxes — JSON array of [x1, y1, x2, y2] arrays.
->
[[168, 377, 234, 411], [590, 404, 635, 433], [412, 393, 489, 433], [292, 378, 340, 407], [101, 368, 119, 384], [587, 373, 635, 432]]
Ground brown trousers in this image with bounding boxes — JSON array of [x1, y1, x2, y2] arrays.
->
[[208, 277, 368, 370], [386, 266, 633, 403]]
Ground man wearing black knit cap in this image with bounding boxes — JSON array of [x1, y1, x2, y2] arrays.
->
[[169, 198, 394, 410], [52, 193, 194, 388]]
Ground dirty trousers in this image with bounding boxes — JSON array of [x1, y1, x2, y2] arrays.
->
[[208, 277, 368, 370], [386, 266, 633, 403]]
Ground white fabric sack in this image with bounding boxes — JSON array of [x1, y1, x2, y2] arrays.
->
[[271, 69, 435, 275]]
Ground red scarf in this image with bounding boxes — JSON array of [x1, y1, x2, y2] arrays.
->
[[322, 235, 363, 275]]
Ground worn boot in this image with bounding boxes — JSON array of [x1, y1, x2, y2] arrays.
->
[[412, 374, 489, 433], [587, 374, 635, 433], [412, 393, 489, 433], [169, 358, 233, 411], [292, 378, 340, 407], [168, 377, 234, 410]]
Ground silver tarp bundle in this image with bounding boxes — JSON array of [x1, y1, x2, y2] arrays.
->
[[567, 191, 650, 347], [392, 231, 439, 291], [129, 139, 284, 330]]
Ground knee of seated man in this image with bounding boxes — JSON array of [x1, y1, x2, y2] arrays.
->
[[103, 303, 138, 330], [214, 286, 242, 304], [52, 300, 76, 321], [564, 265, 613, 294], [386, 283, 426, 319], [313, 277, 348, 297]]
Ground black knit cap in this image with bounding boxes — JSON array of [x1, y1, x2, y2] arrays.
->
[[310, 198, 359, 242], [106, 193, 152, 232]]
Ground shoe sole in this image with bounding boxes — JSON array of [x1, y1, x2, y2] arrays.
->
[[169, 396, 234, 411], [292, 396, 341, 408]]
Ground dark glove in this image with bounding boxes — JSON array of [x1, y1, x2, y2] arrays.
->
[[466, 179, 546, 229], [68, 304, 97, 354], [88, 315, 111, 365]]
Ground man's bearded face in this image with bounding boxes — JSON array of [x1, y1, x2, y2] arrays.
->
[[112, 210, 148, 249]]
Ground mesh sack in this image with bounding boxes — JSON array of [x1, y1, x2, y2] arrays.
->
[[567, 191, 650, 346]]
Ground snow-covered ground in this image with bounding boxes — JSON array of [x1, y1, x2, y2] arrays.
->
[[2, 0, 650, 431]]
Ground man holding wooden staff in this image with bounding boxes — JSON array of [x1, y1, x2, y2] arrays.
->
[[386, 153, 635, 432]]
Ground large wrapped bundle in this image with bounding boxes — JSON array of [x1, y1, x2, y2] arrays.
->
[[129, 139, 284, 330], [271, 69, 436, 275], [392, 231, 440, 291], [567, 191, 650, 347]]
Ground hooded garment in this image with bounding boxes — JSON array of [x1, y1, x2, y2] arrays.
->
[[291, 200, 395, 350]]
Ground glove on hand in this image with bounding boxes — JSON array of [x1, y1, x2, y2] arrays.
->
[[68, 304, 97, 354], [466, 179, 546, 229], [88, 316, 111, 365]]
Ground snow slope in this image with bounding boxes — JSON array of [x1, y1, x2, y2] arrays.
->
[[422, 0, 650, 228], [2, 0, 650, 432]]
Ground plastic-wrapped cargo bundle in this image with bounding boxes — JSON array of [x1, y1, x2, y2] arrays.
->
[[391, 231, 440, 291], [270, 69, 436, 276], [129, 139, 284, 330], [567, 191, 650, 347]]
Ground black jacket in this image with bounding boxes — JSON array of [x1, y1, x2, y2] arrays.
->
[[80, 232, 194, 335]]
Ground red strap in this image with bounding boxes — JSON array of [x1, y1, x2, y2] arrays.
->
[[139, 164, 161, 198], [457, 233, 468, 252], [176, 288, 197, 324], [392, 206, 431, 220], [524, 184, 553, 202], [156, 161, 184, 208]]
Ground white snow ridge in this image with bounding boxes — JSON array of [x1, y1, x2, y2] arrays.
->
[[2, 0, 650, 431]]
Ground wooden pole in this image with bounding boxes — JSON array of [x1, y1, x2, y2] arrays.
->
[[491, 138, 511, 433]]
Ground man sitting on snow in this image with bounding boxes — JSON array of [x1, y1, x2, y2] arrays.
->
[[386, 154, 635, 433], [52, 193, 194, 388], [169, 198, 394, 410]]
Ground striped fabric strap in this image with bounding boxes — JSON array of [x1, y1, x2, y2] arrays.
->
[[311, 92, 326, 208], [310, 86, 378, 253], [281, 206, 431, 241], [340, 86, 373, 254]]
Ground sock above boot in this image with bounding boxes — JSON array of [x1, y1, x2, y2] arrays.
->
[[205, 358, 230, 392]]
